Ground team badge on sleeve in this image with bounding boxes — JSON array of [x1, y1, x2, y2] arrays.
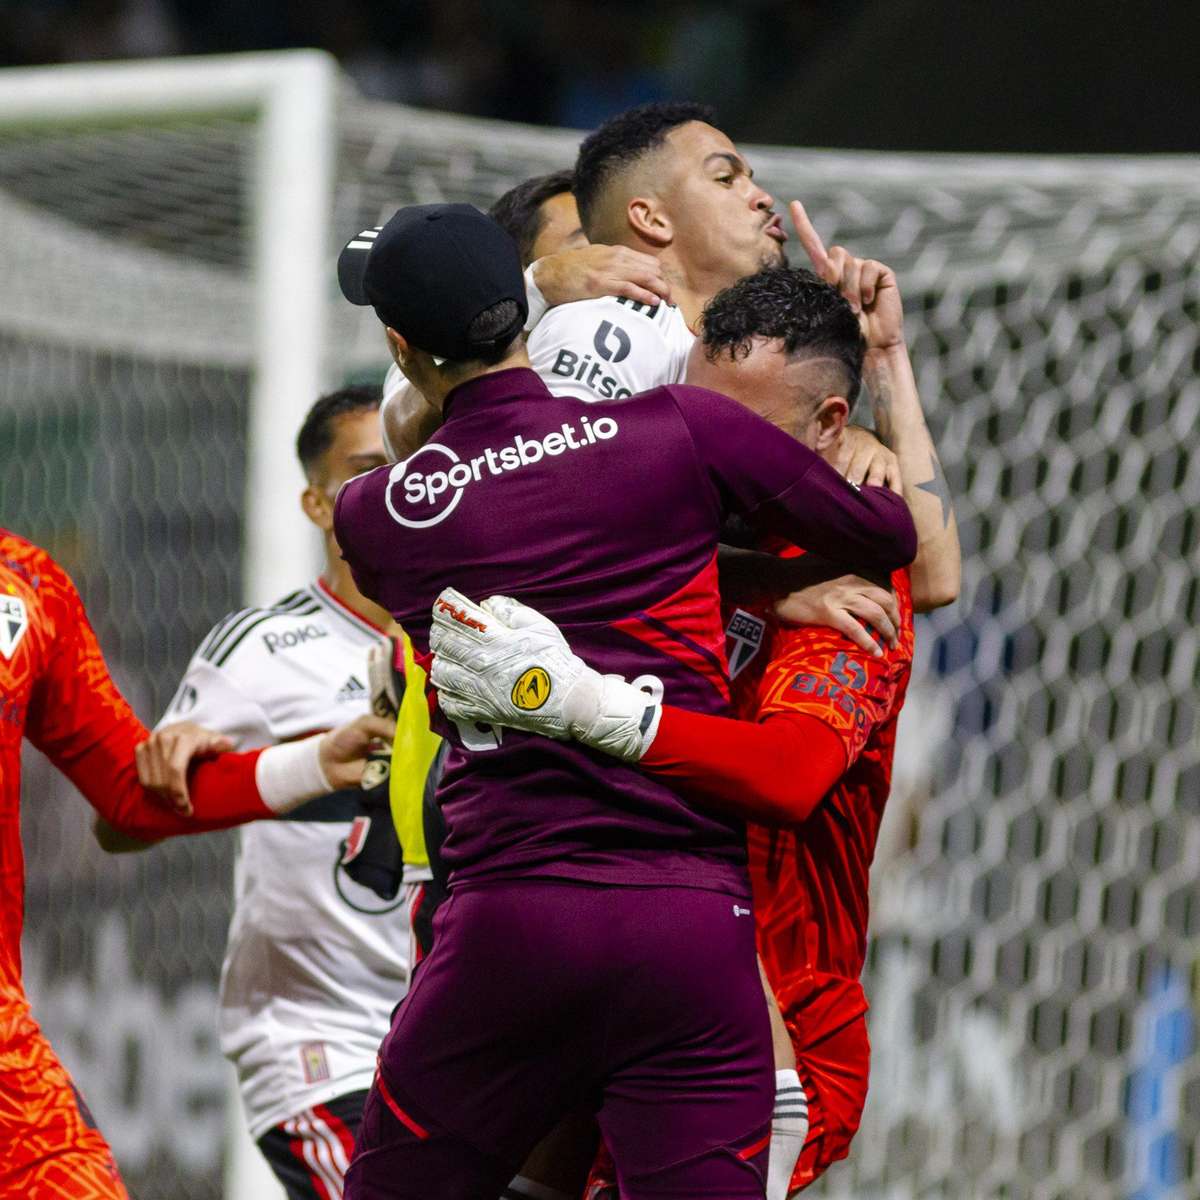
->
[[724, 608, 765, 679], [0, 593, 28, 658]]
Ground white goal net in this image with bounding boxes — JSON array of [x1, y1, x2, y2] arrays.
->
[[2, 53, 1197, 1200]]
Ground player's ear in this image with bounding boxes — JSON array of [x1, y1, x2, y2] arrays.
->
[[627, 196, 672, 249], [301, 483, 334, 533], [814, 396, 850, 453], [385, 327, 411, 370]]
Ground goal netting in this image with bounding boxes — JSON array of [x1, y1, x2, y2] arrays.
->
[[3, 53, 1197, 1200]]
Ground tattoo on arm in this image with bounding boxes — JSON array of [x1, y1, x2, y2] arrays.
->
[[915, 454, 954, 528]]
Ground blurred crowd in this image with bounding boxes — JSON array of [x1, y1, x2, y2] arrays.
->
[[0, 0, 860, 136], [1, 0, 1196, 152]]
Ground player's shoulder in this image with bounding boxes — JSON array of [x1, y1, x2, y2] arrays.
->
[[531, 296, 691, 371], [194, 585, 328, 672], [0, 529, 73, 596]]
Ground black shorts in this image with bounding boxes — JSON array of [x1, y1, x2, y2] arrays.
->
[[258, 1090, 368, 1200]]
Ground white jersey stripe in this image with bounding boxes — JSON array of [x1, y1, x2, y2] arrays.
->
[[309, 1107, 352, 1179], [297, 1110, 344, 1199]]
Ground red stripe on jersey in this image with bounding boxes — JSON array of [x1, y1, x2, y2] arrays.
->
[[285, 1124, 332, 1200], [611, 551, 730, 700], [313, 1102, 357, 1164], [375, 1071, 429, 1139], [736, 1131, 772, 1161]]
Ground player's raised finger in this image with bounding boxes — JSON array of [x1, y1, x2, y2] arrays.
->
[[833, 248, 863, 313], [788, 200, 833, 281]]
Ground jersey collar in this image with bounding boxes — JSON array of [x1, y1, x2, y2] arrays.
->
[[441, 367, 549, 420], [312, 577, 389, 639]]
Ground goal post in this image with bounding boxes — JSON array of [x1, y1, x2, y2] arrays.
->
[[0, 50, 336, 604]]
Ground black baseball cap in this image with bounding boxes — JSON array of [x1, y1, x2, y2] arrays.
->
[[338, 203, 528, 363]]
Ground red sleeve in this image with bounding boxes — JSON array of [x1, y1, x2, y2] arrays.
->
[[641, 707, 846, 826], [25, 573, 272, 840]]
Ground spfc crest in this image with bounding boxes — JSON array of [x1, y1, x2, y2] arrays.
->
[[724, 608, 765, 679], [0, 594, 28, 659]]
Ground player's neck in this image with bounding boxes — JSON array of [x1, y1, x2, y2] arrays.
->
[[321, 549, 399, 635], [658, 253, 716, 331]]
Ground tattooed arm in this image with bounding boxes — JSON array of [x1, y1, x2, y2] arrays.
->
[[866, 345, 961, 610], [790, 200, 961, 612]]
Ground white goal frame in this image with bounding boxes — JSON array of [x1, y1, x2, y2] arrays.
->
[[0, 51, 337, 604]]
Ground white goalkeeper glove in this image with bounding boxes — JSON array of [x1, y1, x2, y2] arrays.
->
[[429, 588, 662, 763]]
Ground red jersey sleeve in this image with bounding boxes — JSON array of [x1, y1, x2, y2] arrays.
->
[[24, 564, 270, 840]]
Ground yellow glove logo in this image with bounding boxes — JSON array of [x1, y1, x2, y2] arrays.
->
[[512, 667, 552, 711]]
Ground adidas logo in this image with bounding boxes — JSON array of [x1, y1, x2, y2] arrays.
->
[[336, 674, 368, 703]]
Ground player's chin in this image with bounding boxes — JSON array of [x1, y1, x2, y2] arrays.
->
[[760, 242, 788, 269]]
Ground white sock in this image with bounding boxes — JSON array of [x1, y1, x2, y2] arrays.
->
[[767, 1067, 808, 1200], [502, 1176, 572, 1200]]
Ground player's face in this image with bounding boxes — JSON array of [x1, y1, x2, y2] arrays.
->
[[685, 336, 826, 450], [659, 122, 786, 286], [305, 408, 390, 535], [531, 192, 588, 260]]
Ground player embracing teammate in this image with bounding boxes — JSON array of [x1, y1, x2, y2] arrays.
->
[[412, 103, 958, 1197]]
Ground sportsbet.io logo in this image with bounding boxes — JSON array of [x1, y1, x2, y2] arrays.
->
[[512, 667, 551, 711], [385, 416, 619, 529]]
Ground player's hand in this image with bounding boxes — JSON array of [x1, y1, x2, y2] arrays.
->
[[429, 588, 661, 762], [318, 713, 396, 790], [774, 575, 900, 657], [834, 425, 903, 493], [789, 200, 904, 352], [533, 244, 671, 309], [136, 722, 235, 816]]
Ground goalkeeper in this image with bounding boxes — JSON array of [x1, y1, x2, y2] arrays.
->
[[333, 200, 915, 1199], [430, 253, 931, 1198]]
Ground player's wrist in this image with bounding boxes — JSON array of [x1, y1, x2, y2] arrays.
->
[[562, 671, 662, 763], [256, 734, 333, 814]]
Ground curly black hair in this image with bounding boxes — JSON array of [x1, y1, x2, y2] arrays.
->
[[489, 169, 575, 267], [296, 385, 381, 476], [573, 101, 715, 234], [701, 267, 866, 403]]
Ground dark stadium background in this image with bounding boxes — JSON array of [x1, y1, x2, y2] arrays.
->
[[0, 0, 1197, 153]]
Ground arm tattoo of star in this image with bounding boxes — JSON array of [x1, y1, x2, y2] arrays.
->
[[915, 455, 954, 528]]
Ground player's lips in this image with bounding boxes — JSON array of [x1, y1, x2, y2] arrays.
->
[[764, 216, 787, 243]]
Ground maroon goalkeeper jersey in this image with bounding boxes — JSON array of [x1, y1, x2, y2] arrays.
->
[[334, 367, 916, 896]]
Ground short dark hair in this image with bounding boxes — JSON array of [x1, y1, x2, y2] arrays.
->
[[463, 299, 524, 365], [701, 267, 866, 404], [489, 169, 574, 266], [573, 101, 714, 234], [296, 385, 381, 476]]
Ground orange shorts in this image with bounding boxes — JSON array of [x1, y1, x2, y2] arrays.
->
[[0, 1020, 128, 1199], [786, 1011, 870, 1193]]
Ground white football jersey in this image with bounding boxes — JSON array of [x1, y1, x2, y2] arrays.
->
[[160, 579, 419, 1138], [526, 295, 695, 402], [379, 295, 695, 458]]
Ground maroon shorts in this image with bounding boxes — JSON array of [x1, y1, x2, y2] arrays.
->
[[345, 879, 773, 1200]]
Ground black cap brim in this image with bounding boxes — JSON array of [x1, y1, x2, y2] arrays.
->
[[337, 228, 381, 306]]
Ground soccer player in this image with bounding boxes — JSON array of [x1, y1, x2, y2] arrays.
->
[[93, 386, 440, 1200], [0, 529, 390, 1198], [332, 201, 916, 1199], [430, 250, 937, 1196], [379, 172, 670, 462]]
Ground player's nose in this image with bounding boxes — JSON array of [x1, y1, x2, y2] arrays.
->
[[751, 182, 775, 212]]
